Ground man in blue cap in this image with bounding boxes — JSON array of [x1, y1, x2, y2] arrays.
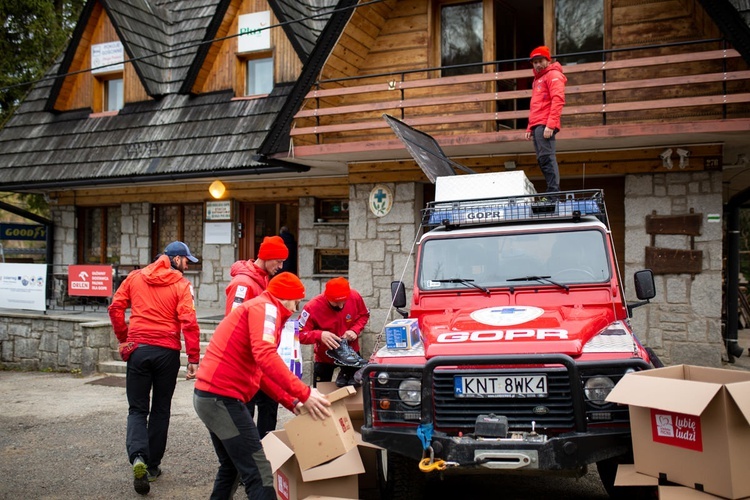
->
[[109, 240, 201, 495]]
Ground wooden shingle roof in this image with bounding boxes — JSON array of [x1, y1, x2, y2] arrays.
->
[[0, 0, 346, 191]]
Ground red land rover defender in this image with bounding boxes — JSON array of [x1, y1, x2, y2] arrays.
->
[[360, 171, 659, 499]]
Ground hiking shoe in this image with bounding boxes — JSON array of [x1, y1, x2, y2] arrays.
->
[[133, 456, 150, 495], [147, 466, 162, 482], [326, 339, 368, 368], [335, 370, 351, 387]]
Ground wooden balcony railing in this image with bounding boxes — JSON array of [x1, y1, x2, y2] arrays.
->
[[292, 47, 750, 146]]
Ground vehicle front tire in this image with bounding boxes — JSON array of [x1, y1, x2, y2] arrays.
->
[[377, 449, 427, 500], [596, 456, 656, 500]]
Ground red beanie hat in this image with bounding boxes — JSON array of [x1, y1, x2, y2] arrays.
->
[[325, 277, 351, 302], [258, 235, 289, 261], [529, 46, 551, 61], [267, 272, 305, 300]]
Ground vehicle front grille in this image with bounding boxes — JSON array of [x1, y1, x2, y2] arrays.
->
[[433, 368, 576, 432]]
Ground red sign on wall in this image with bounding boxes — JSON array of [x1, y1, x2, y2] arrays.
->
[[650, 408, 703, 452], [67, 265, 113, 297]]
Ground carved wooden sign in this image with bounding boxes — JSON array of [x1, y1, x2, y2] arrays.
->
[[644, 210, 703, 276], [645, 246, 702, 275]]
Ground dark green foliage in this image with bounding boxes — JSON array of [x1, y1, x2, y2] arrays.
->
[[0, 0, 85, 124]]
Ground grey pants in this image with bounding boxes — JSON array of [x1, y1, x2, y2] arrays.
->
[[531, 125, 561, 193]]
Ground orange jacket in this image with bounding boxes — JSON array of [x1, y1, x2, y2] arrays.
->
[[224, 259, 268, 316], [526, 61, 567, 133], [195, 291, 310, 408], [108, 255, 201, 363]]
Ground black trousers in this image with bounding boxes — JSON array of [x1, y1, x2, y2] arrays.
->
[[125, 344, 180, 468], [245, 390, 278, 439], [193, 389, 275, 500]]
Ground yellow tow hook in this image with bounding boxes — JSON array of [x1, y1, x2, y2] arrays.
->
[[418, 446, 447, 472]]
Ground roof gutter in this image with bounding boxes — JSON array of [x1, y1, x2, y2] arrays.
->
[[0, 162, 310, 193]]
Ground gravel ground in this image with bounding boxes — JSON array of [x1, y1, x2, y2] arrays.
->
[[0, 371, 295, 500]]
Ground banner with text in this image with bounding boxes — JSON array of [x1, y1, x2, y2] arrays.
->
[[0, 263, 47, 311], [68, 265, 113, 297]]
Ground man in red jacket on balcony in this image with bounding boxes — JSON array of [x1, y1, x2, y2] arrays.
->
[[194, 272, 331, 500], [109, 240, 201, 496], [525, 45, 567, 193], [299, 277, 370, 387]]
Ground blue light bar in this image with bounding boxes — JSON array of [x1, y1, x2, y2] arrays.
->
[[423, 190, 604, 227]]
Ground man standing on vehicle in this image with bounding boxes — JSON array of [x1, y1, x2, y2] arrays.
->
[[194, 272, 331, 500], [224, 234, 289, 439], [109, 240, 201, 496], [299, 277, 370, 387], [525, 45, 567, 193]]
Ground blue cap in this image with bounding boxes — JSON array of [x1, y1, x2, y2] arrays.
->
[[164, 241, 198, 263]]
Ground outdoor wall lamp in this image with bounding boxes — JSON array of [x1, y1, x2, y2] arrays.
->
[[209, 180, 226, 199]]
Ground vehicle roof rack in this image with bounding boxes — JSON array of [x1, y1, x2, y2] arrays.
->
[[422, 190, 605, 228]]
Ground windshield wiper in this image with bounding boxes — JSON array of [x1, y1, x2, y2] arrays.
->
[[432, 278, 491, 296], [506, 275, 569, 291]]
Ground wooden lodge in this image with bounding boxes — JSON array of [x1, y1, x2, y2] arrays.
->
[[0, 0, 749, 368]]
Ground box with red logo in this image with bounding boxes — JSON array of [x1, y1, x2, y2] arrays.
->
[[283, 386, 358, 470], [607, 365, 750, 499]]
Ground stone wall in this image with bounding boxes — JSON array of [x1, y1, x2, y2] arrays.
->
[[624, 171, 724, 366], [0, 312, 112, 375], [348, 183, 422, 359]]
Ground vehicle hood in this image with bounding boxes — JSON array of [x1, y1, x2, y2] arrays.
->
[[421, 304, 615, 358]]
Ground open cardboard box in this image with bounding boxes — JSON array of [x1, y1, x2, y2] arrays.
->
[[316, 382, 364, 421], [615, 464, 750, 499], [284, 386, 358, 470], [607, 365, 750, 499], [263, 430, 381, 500]]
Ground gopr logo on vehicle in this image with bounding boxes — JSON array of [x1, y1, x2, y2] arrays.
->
[[470, 306, 545, 326], [437, 329, 568, 343]]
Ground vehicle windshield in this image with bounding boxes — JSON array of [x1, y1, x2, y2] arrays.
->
[[418, 230, 611, 290]]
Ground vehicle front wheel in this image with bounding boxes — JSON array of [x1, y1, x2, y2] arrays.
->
[[377, 449, 427, 500]]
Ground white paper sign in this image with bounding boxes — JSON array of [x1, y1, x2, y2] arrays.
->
[[238, 11, 271, 53], [204, 222, 233, 244], [91, 41, 124, 74], [0, 263, 47, 311]]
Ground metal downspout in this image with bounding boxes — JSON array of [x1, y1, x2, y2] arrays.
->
[[725, 188, 750, 359]]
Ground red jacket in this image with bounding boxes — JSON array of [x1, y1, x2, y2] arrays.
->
[[108, 255, 201, 363], [526, 61, 567, 133], [298, 289, 370, 363], [195, 291, 310, 409], [224, 260, 269, 316]]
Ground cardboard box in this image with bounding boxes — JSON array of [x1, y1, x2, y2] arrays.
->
[[263, 430, 362, 500], [384, 318, 421, 350], [284, 386, 358, 470], [615, 464, 743, 499], [263, 430, 382, 500], [607, 365, 750, 499], [316, 382, 364, 422]]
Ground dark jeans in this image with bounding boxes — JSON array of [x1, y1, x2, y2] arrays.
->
[[313, 361, 358, 387], [531, 125, 560, 192], [125, 344, 181, 468], [193, 389, 275, 500], [246, 390, 279, 440]]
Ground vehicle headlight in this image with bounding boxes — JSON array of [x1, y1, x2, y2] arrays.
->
[[398, 378, 421, 407], [584, 376, 615, 406]]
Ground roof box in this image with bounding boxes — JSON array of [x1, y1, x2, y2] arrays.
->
[[435, 171, 536, 203]]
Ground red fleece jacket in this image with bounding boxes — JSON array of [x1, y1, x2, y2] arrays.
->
[[224, 259, 269, 316], [298, 289, 370, 363], [526, 61, 567, 133], [195, 291, 310, 409], [108, 255, 200, 363]]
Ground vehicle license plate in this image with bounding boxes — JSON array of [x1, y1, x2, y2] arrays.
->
[[454, 374, 547, 398]]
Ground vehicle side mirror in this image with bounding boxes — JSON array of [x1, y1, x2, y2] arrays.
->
[[391, 281, 407, 308], [634, 269, 656, 300]]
